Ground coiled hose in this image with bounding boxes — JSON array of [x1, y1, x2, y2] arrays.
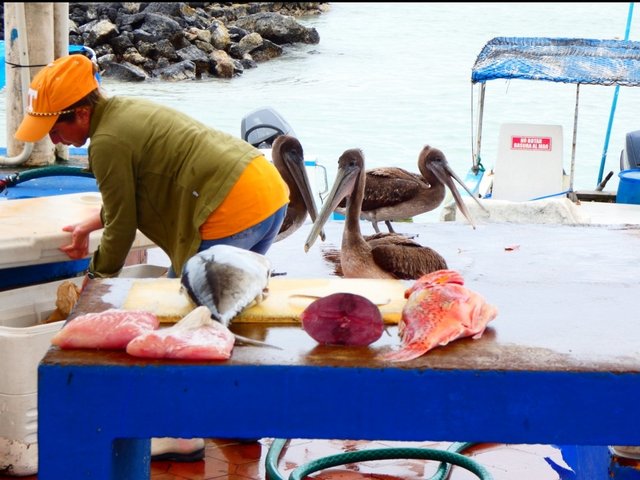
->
[[265, 438, 493, 480], [0, 165, 94, 194]]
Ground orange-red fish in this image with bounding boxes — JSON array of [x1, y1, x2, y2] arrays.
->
[[380, 269, 498, 362]]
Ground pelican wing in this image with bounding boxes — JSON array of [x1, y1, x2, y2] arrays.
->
[[371, 242, 448, 281], [361, 175, 423, 211], [367, 167, 423, 182]]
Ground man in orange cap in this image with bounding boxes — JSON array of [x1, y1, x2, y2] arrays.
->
[[15, 54, 289, 280], [15, 53, 289, 460]]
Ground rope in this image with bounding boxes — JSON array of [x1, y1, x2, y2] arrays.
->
[[265, 439, 493, 480], [5, 60, 49, 68]]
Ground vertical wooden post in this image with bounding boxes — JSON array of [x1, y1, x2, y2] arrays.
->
[[5, 2, 56, 166]]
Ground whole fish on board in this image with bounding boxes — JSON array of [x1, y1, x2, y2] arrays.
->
[[180, 244, 280, 348], [379, 269, 498, 362]]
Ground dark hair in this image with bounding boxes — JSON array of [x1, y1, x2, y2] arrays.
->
[[55, 89, 104, 123]]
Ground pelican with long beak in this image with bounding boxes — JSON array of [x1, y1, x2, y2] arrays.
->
[[334, 145, 486, 233], [304, 148, 448, 280], [272, 135, 325, 242]]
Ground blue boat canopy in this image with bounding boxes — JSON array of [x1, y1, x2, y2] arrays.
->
[[472, 37, 640, 86]]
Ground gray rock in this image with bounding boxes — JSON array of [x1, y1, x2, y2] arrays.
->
[[176, 44, 211, 76], [233, 12, 320, 45], [100, 60, 149, 82], [152, 60, 197, 81]]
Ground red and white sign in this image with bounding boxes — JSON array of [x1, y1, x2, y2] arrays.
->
[[511, 136, 552, 151]]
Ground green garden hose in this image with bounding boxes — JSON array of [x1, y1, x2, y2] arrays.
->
[[0, 165, 94, 193], [265, 438, 493, 480]]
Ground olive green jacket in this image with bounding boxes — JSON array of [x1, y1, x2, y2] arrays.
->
[[87, 96, 261, 277]]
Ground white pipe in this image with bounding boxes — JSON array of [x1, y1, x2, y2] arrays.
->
[[1, 2, 34, 166], [53, 2, 70, 161]]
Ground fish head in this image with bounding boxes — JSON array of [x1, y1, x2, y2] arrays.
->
[[180, 245, 272, 327]]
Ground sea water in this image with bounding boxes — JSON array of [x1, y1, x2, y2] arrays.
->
[[1, 2, 639, 216]]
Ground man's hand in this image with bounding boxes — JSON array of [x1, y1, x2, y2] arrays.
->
[[60, 223, 91, 259], [59, 210, 103, 259]]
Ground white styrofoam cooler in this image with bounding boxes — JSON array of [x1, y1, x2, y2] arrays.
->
[[0, 264, 166, 476], [0, 192, 161, 475], [0, 277, 80, 476]]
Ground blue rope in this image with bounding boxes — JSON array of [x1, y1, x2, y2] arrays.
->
[[597, 2, 635, 186]]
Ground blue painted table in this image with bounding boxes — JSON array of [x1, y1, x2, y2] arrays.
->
[[38, 284, 640, 479], [37, 223, 640, 479]]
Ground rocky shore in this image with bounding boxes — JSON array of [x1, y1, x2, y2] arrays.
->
[[70, 2, 329, 81], [4, 3, 330, 82]]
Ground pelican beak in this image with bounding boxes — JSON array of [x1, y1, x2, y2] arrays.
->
[[283, 149, 325, 241], [304, 162, 358, 252], [430, 159, 487, 229]]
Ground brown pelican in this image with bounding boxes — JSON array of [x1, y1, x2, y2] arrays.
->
[[304, 148, 448, 280], [272, 135, 325, 242], [334, 145, 486, 233]]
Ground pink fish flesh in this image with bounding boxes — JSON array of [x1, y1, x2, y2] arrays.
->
[[126, 306, 235, 360], [50, 309, 159, 350], [380, 269, 498, 362]]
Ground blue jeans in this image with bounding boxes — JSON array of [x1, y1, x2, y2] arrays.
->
[[168, 204, 287, 278]]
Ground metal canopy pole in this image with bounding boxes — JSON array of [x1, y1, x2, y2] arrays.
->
[[568, 83, 580, 202], [473, 82, 486, 174]]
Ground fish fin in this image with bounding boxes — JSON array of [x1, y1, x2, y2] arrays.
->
[[233, 334, 282, 350], [378, 344, 428, 362]]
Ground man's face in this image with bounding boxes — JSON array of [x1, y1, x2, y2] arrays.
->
[[49, 107, 91, 147]]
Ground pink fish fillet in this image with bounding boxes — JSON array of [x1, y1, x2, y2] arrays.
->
[[50, 309, 159, 350], [126, 306, 235, 360], [380, 269, 498, 362]]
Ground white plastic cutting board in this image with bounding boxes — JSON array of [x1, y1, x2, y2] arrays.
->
[[121, 277, 409, 324]]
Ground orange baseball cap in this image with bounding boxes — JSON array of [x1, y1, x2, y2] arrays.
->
[[14, 54, 100, 143]]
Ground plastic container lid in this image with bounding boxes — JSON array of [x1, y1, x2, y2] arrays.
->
[[618, 168, 640, 182]]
